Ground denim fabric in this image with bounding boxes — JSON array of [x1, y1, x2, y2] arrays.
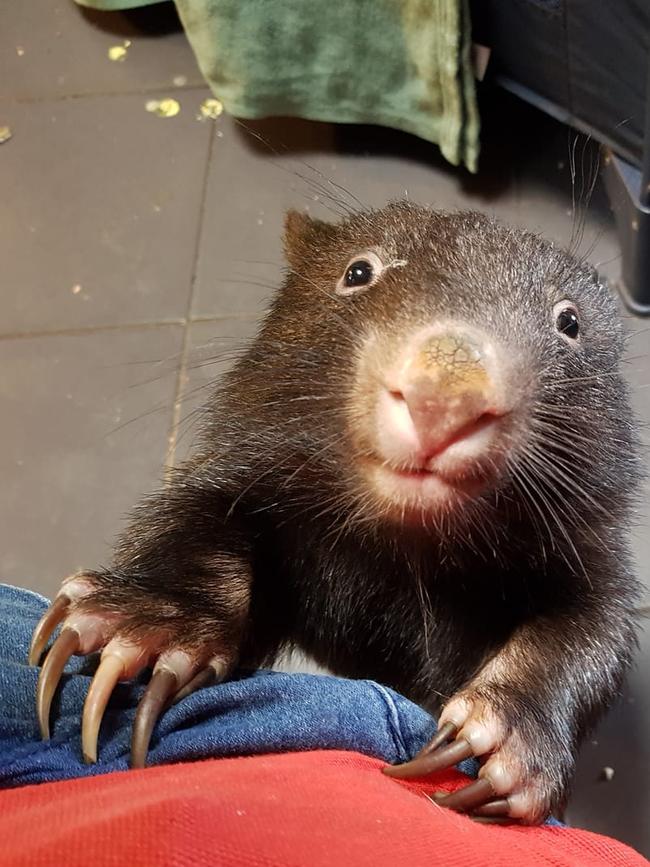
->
[[0, 583, 482, 788]]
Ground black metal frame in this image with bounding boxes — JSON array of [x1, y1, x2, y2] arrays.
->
[[602, 63, 650, 315], [471, 0, 650, 315], [494, 71, 650, 316]]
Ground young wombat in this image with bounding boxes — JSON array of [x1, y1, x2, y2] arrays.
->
[[29, 203, 641, 823]]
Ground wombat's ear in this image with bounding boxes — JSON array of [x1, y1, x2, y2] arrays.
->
[[283, 210, 333, 270]]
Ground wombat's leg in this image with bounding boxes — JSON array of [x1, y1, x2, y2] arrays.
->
[[28, 473, 254, 767], [384, 585, 637, 824]]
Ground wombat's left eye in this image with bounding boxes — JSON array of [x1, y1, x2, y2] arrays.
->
[[336, 251, 384, 295]]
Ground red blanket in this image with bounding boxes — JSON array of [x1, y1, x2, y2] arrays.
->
[[1, 751, 646, 866]]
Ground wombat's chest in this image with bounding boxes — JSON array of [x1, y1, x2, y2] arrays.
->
[[252, 530, 517, 706]]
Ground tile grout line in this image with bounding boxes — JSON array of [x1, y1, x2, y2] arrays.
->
[[5, 83, 210, 106], [0, 319, 186, 341], [164, 123, 216, 473], [0, 313, 261, 343]]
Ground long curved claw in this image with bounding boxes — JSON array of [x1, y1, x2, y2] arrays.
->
[[432, 778, 496, 813], [29, 595, 71, 667], [172, 665, 218, 705], [412, 721, 458, 759], [472, 798, 512, 818], [383, 737, 474, 779], [130, 668, 178, 769], [172, 655, 228, 705], [36, 627, 80, 739], [82, 655, 125, 764]]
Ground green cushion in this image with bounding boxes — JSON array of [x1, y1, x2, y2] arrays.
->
[[75, 0, 479, 170]]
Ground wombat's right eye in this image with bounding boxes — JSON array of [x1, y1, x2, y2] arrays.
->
[[336, 251, 384, 296], [345, 260, 374, 288]]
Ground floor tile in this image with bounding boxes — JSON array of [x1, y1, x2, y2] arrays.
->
[[192, 113, 518, 318], [0, 2, 203, 101], [0, 91, 212, 334], [0, 324, 183, 599], [568, 638, 650, 854]]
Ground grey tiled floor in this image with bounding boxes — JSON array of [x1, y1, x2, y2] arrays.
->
[[1, 2, 648, 857]]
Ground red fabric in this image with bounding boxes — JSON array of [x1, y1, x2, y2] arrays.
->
[[1, 751, 646, 867]]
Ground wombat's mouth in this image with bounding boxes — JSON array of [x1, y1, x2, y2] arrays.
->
[[363, 454, 499, 517], [363, 401, 510, 509]]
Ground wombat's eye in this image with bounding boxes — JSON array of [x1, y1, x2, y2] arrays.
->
[[336, 251, 384, 296], [345, 260, 374, 287], [553, 301, 580, 341]]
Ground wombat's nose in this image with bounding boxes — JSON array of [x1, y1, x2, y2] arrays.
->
[[388, 331, 502, 458]]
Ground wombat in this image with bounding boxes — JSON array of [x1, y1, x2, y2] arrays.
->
[[29, 202, 642, 823]]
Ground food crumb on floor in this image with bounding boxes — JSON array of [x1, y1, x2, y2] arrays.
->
[[198, 97, 224, 120], [108, 40, 131, 62], [145, 98, 181, 118]]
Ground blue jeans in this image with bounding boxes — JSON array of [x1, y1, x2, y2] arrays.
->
[[8, 582, 577, 833]]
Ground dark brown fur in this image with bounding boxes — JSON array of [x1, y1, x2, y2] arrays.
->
[[81, 203, 642, 817]]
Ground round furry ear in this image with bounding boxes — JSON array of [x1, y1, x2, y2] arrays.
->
[[283, 210, 334, 271]]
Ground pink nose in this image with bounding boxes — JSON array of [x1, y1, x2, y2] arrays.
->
[[396, 376, 495, 457], [386, 330, 504, 459]]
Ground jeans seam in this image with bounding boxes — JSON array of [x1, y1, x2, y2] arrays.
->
[[366, 681, 411, 762]]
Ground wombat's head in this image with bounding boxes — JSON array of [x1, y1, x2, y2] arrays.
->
[[261, 202, 638, 534]]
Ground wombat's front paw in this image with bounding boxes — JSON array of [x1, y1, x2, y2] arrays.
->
[[29, 573, 232, 767], [384, 690, 569, 824]]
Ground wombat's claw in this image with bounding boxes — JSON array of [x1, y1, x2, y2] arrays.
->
[[431, 778, 496, 812], [128, 653, 227, 769], [129, 657, 226, 767], [29, 574, 96, 666], [172, 664, 220, 705], [471, 798, 512, 818], [81, 642, 151, 764], [90, 649, 226, 767], [30, 579, 228, 766], [384, 727, 513, 818], [383, 695, 540, 821], [29, 594, 71, 666], [36, 627, 80, 739], [383, 735, 474, 779], [131, 668, 179, 769], [415, 720, 458, 755]]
